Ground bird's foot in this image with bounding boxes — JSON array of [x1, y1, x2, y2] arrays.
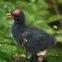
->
[[20, 53, 26, 58], [37, 50, 47, 57], [15, 53, 20, 57], [37, 50, 47, 62], [15, 53, 26, 58]]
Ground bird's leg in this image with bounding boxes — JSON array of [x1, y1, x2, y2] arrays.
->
[[30, 54, 38, 62], [21, 38, 27, 52], [37, 50, 47, 62], [22, 44, 26, 52]]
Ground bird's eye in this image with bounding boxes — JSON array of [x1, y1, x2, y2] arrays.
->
[[11, 12, 13, 15], [12, 11, 16, 15]]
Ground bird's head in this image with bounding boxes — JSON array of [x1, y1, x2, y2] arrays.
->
[[7, 9, 21, 18], [7, 9, 25, 22]]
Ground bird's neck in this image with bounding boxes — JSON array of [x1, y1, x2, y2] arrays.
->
[[14, 19, 27, 30]]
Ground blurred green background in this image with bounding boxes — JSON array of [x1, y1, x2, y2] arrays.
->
[[0, 0, 62, 62]]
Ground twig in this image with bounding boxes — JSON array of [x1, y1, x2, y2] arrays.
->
[[52, 0, 62, 26]]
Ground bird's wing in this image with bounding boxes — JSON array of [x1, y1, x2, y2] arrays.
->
[[21, 31, 33, 52], [22, 32, 55, 54], [21, 31, 33, 39]]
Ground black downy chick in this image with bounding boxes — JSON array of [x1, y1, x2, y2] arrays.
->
[[7, 9, 55, 62]]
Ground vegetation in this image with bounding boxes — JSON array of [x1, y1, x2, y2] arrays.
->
[[0, 0, 62, 62]]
